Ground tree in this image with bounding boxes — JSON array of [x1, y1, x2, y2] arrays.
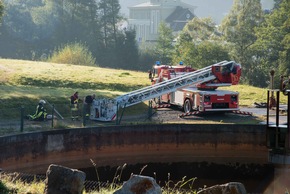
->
[[115, 29, 139, 70], [273, 0, 283, 9], [172, 31, 195, 65], [279, 33, 290, 76], [0, 0, 100, 60], [155, 22, 174, 64], [194, 41, 230, 68], [0, 0, 38, 59], [251, 0, 289, 87], [51, 0, 99, 47], [174, 39, 230, 69], [0, 1, 4, 24], [139, 43, 158, 71], [96, 0, 127, 68], [220, 0, 263, 83], [98, 0, 122, 48], [0, 0, 132, 69], [276, 0, 290, 76], [172, 17, 228, 68], [183, 17, 218, 42]]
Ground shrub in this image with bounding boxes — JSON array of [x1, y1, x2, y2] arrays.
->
[[48, 43, 96, 66], [0, 180, 10, 194]]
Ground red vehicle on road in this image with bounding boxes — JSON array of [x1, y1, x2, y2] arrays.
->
[[90, 61, 241, 121], [150, 61, 242, 113]]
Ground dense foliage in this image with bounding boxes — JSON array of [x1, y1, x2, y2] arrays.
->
[[172, 17, 230, 67], [155, 22, 174, 64], [0, 0, 3, 24], [220, 0, 264, 85], [169, 0, 289, 87], [255, 0, 289, 88], [0, 0, 289, 87], [0, 0, 139, 70]]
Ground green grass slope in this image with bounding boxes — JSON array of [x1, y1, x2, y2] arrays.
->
[[0, 59, 149, 109], [0, 58, 284, 112]]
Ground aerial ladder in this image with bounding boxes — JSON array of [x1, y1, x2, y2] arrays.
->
[[90, 61, 241, 121]]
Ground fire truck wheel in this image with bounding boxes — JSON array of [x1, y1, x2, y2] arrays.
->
[[183, 99, 192, 113]]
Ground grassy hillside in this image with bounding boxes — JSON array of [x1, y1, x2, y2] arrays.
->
[[0, 58, 286, 111], [0, 59, 149, 109]]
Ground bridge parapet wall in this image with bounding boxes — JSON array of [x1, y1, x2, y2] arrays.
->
[[0, 124, 267, 174]]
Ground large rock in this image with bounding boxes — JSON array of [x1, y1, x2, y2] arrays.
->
[[113, 174, 162, 194], [197, 182, 247, 194], [44, 164, 86, 194]]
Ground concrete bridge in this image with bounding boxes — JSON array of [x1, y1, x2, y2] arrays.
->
[[0, 124, 268, 174]]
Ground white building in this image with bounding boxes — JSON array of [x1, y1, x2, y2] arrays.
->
[[128, 0, 196, 42]]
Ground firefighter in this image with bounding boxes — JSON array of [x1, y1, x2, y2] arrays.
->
[[70, 91, 82, 120], [70, 91, 80, 105], [27, 100, 47, 121], [280, 75, 290, 96], [148, 70, 152, 79], [84, 94, 95, 117]]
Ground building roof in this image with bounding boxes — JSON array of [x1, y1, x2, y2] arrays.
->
[[129, 2, 160, 9], [129, 0, 197, 10], [166, 6, 195, 31]]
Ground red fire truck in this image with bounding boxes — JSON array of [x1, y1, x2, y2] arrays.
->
[[150, 61, 242, 113], [90, 60, 241, 121]]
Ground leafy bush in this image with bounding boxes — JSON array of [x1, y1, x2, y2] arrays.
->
[[48, 43, 96, 66], [119, 72, 131, 77], [0, 180, 10, 194]]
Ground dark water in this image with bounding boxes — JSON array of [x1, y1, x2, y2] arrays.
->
[[81, 162, 274, 193]]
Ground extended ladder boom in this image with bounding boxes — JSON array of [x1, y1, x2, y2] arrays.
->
[[90, 61, 236, 121], [116, 63, 219, 107]]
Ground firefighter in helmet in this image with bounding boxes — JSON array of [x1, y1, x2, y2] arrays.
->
[[27, 100, 48, 121]]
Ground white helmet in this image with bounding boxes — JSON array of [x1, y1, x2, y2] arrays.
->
[[39, 99, 46, 104]]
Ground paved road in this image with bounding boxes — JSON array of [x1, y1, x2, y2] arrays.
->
[[240, 107, 288, 124], [147, 105, 288, 125]]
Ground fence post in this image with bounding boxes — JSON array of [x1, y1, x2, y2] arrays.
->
[[20, 106, 24, 132], [83, 104, 86, 126], [148, 100, 152, 121], [51, 104, 54, 128], [116, 102, 119, 125]]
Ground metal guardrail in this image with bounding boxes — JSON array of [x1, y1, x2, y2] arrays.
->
[[266, 90, 290, 152], [0, 103, 84, 134], [0, 102, 151, 136]]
